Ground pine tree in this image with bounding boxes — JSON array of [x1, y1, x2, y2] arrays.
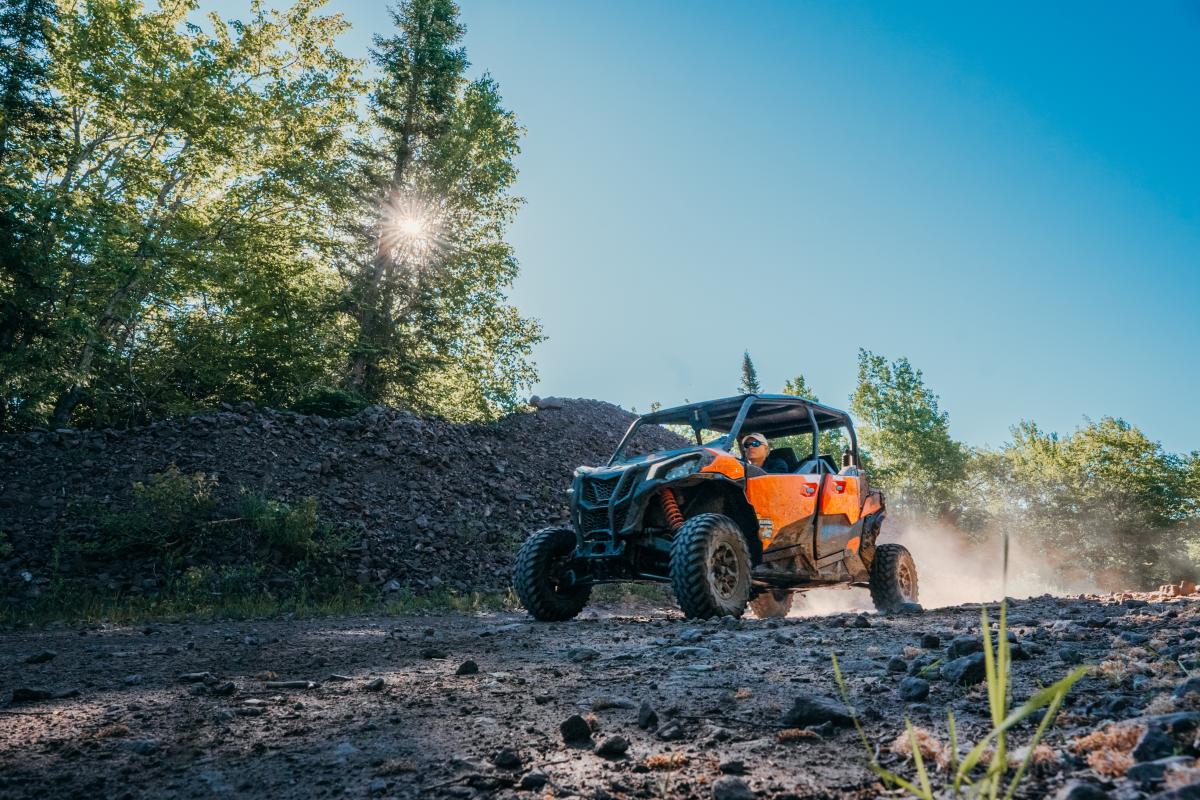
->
[[345, 0, 541, 418], [739, 351, 761, 394]]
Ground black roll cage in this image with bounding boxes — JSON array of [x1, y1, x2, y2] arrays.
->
[[609, 394, 860, 468]]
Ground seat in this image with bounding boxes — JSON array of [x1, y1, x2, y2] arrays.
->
[[765, 447, 799, 473], [795, 455, 838, 475], [794, 457, 822, 474]]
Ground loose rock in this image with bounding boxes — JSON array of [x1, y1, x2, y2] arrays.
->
[[559, 714, 593, 744], [491, 747, 522, 769], [899, 677, 930, 702], [781, 694, 851, 727], [712, 775, 755, 800], [940, 653, 986, 685], [1132, 726, 1176, 762], [594, 735, 629, 758], [1054, 781, 1110, 800], [637, 700, 659, 730], [1127, 756, 1194, 786]]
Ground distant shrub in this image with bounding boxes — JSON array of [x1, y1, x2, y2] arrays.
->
[[240, 494, 321, 559], [0, 531, 12, 559], [102, 466, 217, 554], [291, 386, 368, 418], [30, 471, 358, 624]]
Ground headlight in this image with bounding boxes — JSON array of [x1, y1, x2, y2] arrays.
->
[[663, 458, 701, 481]]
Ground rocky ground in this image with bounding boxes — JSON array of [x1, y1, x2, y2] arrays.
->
[[0, 399, 685, 606], [3, 593, 1200, 800]]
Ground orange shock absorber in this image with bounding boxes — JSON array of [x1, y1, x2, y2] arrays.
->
[[659, 489, 684, 531]]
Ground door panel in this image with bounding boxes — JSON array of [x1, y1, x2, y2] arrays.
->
[[821, 477, 861, 523], [746, 474, 819, 549], [816, 475, 862, 558]]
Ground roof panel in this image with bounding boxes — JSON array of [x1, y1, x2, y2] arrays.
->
[[640, 394, 850, 437]]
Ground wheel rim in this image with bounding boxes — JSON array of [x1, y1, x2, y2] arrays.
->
[[545, 545, 576, 596], [709, 541, 740, 599], [896, 559, 916, 600]]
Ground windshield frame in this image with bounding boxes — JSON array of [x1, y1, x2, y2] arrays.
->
[[608, 397, 756, 466], [608, 395, 861, 467]]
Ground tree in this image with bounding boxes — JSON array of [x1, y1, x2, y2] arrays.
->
[[0, 0, 60, 430], [344, 0, 541, 419], [850, 349, 967, 517], [779, 373, 846, 458], [739, 350, 761, 394], [0, 0, 56, 164], [995, 417, 1197, 588], [0, 0, 363, 429]]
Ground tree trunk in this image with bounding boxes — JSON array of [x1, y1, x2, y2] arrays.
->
[[48, 279, 133, 427], [345, 21, 428, 397]]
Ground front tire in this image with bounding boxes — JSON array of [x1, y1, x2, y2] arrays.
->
[[749, 589, 793, 619], [869, 543, 918, 612], [513, 528, 591, 621], [669, 513, 751, 619]]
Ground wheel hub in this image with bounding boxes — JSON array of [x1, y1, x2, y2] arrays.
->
[[709, 541, 740, 599], [897, 561, 916, 599]]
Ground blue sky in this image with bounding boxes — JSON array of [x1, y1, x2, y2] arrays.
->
[[223, 1, 1200, 451]]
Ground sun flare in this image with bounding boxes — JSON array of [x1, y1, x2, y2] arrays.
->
[[378, 196, 446, 265]]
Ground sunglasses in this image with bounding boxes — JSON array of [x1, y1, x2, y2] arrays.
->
[[742, 439, 765, 448]]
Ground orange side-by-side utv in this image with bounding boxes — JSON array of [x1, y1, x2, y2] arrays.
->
[[513, 394, 918, 620]]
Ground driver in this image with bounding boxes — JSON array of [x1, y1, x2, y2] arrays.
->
[[740, 433, 789, 475]]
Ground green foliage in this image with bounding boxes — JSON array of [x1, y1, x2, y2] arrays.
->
[[101, 466, 217, 554], [778, 372, 847, 458], [1, 0, 364, 429], [380, 588, 511, 616], [239, 494, 320, 559], [291, 386, 369, 418], [11, 467, 369, 623], [93, 467, 343, 568], [0, 530, 12, 559], [851, 349, 967, 517], [344, 0, 541, 419], [834, 601, 1087, 799], [977, 417, 1199, 587], [5, 573, 380, 625], [1, 0, 542, 431], [739, 350, 761, 394]]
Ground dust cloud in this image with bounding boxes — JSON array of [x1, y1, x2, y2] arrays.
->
[[789, 518, 1102, 617]]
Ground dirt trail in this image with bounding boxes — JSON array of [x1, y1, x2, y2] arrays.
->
[[2, 595, 1198, 799]]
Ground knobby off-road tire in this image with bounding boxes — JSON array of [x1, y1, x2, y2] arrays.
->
[[868, 543, 919, 612], [748, 589, 794, 619], [513, 528, 591, 621], [669, 513, 751, 619]]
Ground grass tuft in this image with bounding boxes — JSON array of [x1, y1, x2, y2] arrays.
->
[[834, 599, 1087, 800]]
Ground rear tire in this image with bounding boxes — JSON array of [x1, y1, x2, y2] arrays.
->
[[669, 513, 751, 619], [869, 543, 918, 612], [513, 528, 591, 621], [748, 589, 793, 619]]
